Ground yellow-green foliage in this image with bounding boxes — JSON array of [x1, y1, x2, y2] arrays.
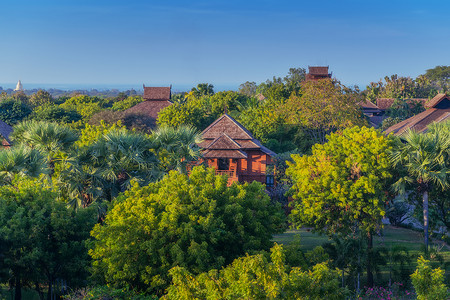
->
[[411, 256, 449, 300], [287, 126, 394, 236], [111, 96, 144, 111], [89, 167, 285, 295], [164, 244, 346, 300], [76, 120, 126, 148], [60, 95, 104, 120]]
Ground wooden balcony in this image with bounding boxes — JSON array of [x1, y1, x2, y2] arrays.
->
[[215, 170, 236, 177]]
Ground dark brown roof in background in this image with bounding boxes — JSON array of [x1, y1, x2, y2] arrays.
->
[[256, 93, 266, 101], [384, 94, 450, 136], [124, 100, 172, 129], [308, 66, 329, 75], [143, 86, 171, 100], [424, 93, 447, 108], [376, 98, 429, 110], [0, 120, 13, 143], [360, 100, 379, 110]]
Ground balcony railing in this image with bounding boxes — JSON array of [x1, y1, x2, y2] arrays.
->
[[215, 170, 236, 177]]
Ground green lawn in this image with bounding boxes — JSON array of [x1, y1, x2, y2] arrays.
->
[[273, 225, 450, 252], [273, 225, 450, 286]]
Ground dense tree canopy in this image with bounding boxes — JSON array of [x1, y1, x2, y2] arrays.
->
[[281, 79, 366, 144], [165, 244, 345, 300], [89, 167, 285, 295], [287, 126, 394, 286], [0, 178, 97, 300]]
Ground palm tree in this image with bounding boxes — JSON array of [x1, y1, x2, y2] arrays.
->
[[0, 146, 48, 185], [390, 128, 450, 252], [86, 128, 160, 198], [151, 125, 203, 174], [11, 120, 79, 171]]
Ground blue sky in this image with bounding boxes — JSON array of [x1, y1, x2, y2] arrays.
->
[[1, 0, 449, 90]]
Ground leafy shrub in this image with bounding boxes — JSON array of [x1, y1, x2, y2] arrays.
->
[[411, 256, 448, 300]]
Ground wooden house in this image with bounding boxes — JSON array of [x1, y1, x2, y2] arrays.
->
[[197, 114, 276, 186], [384, 93, 450, 135], [305, 66, 332, 81], [124, 85, 172, 129]]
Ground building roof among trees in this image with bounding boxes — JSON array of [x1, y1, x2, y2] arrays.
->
[[305, 66, 332, 81], [308, 66, 330, 76], [384, 94, 450, 135], [376, 98, 429, 110], [124, 99, 172, 129], [0, 120, 13, 144], [143, 86, 171, 100], [199, 114, 276, 156]]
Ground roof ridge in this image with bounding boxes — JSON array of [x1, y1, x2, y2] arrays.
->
[[200, 113, 254, 140], [205, 133, 242, 150]]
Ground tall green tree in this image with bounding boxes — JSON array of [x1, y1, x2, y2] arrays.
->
[[89, 167, 285, 295], [287, 126, 394, 286], [0, 99, 32, 125], [390, 128, 450, 252], [282, 79, 366, 144], [0, 178, 96, 300]]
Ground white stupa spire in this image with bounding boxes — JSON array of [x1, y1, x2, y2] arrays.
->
[[14, 80, 23, 91]]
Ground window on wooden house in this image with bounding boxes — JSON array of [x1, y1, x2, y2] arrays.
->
[[266, 175, 274, 187], [218, 158, 230, 170]]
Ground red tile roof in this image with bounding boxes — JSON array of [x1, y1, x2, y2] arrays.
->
[[143, 86, 171, 100]]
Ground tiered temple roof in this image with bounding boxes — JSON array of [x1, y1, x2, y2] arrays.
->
[[199, 114, 276, 158]]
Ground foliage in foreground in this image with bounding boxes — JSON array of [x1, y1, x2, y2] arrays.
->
[[287, 126, 393, 236], [64, 286, 157, 300], [0, 178, 97, 300], [411, 256, 449, 300], [164, 243, 346, 300], [89, 167, 286, 295]]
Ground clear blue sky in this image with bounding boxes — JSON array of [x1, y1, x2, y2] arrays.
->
[[1, 0, 449, 89]]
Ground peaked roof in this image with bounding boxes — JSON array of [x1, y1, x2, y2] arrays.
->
[[200, 114, 276, 156], [384, 94, 450, 136], [201, 114, 254, 140], [143, 86, 171, 100], [359, 100, 379, 110], [206, 133, 241, 150], [424, 93, 448, 108], [124, 99, 172, 129]]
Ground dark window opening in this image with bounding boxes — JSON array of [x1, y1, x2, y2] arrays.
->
[[218, 158, 230, 170], [266, 175, 274, 187]]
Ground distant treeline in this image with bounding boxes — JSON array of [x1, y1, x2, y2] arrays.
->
[[0, 86, 141, 98]]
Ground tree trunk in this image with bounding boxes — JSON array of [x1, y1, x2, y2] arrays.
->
[[47, 279, 52, 300], [423, 190, 429, 253], [14, 278, 22, 300], [366, 231, 374, 287]]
